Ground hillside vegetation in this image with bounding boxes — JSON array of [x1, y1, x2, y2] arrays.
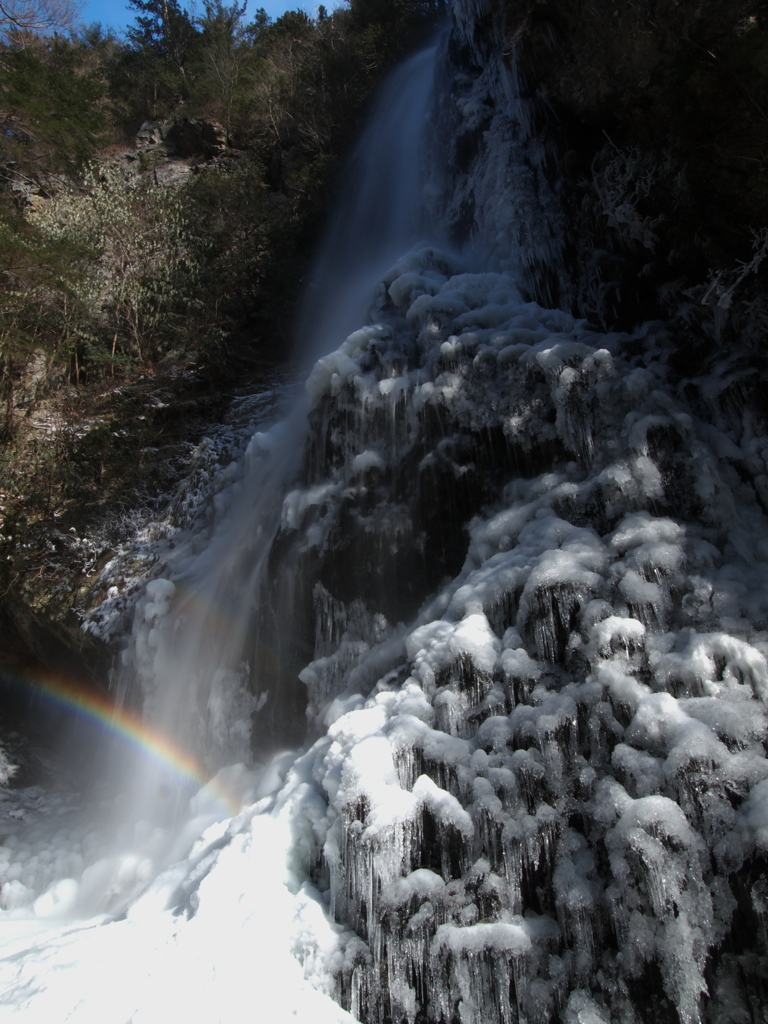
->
[[0, 0, 443, 669]]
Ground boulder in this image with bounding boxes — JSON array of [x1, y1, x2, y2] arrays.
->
[[135, 116, 228, 160]]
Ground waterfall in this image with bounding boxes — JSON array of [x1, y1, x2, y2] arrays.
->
[[297, 37, 445, 364], [105, 36, 446, 825], [2, 16, 768, 1024]]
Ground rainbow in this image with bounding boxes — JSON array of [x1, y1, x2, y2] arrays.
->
[[0, 669, 243, 818]]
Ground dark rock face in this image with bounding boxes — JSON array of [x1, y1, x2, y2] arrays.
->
[[440, 0, 768, 338]]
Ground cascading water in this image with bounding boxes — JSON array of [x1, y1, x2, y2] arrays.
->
[[2, 13, 768, 1024], [110, 35, 446, 824], [297, 39, 444, 364]]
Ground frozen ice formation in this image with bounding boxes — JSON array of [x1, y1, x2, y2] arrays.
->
[[271, 245, 768, 1024]]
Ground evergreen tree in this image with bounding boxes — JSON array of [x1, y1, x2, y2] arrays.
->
[[0, 35, 110, 179], [126, 0, 198, 101], [192, 0, 248, 134]]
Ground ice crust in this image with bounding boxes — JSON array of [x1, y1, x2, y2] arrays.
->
[[269, 245, 768, 1024]]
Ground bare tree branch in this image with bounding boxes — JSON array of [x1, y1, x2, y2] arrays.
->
[[0, 0, 81, 38]]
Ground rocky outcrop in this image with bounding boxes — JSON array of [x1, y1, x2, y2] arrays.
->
[[135, 116, 228, 160], [0, 370, 238, 686], [120, 116, 232, 186]]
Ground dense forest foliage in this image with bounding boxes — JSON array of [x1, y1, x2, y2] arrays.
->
[[1, 0, 443, 383], [0, 0, 443, 601]]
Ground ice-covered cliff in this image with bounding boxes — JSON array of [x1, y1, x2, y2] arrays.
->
[[258, 239, 768, 1024]]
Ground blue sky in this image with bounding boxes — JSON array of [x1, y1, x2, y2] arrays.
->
[[77, 0, 343, 34]]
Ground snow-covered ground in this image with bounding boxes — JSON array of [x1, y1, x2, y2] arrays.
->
[[0, 760, 356, 1024]]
